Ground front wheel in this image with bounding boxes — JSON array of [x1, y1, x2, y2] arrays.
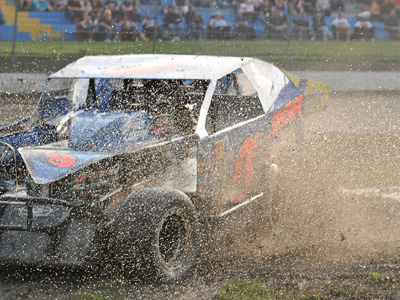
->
[[111, 188, 199, 281]]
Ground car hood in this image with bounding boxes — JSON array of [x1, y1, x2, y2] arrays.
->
[[19, 142, 114, 184], [18, 110, 158, 184]]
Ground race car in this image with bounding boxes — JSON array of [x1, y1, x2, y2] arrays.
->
[[0, 55, 328, 280]]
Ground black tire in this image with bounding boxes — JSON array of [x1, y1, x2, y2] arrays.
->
[[111, 188, 199, 281]]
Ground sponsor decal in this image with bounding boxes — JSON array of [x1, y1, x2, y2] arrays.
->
[[305, 87, 327, 109], [269, 95, 303, 137], [212, 140, 225, 162], [124, 115, 138, 132], [232, 133, 262, 203], [76, 173, 102, 183], [304, 81, 329, 112], [45, 152, 76, 168], [105, 63, 180, 76]]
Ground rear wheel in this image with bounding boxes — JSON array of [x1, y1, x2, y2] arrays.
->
[[112, 188, 198, 281]]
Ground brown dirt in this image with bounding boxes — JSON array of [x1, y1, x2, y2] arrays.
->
[[1, 89, 400, 299]]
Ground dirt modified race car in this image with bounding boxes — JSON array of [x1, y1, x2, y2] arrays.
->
[[0, 55, 328, 280]]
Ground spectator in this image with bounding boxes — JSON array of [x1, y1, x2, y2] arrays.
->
[[0, 6, 5, 25], [330, 0, 344, 12], [369, 0, 381, 21], [119, 12, 138, 40], [274, 0, 287, 16], [207, 11, 231, 39], [19, 0, 33, 11], [142, 10, 157, 40], [90, 0, 104, 18], [384, 9, 400, 40], [160, 2, 170, 16], [380, 0, 394, 19], [312, 13, 333, 40], [181, 0, 190, 15], [162, 6, 183, 41], [82, 0, 92, 12], [265, 9, 288, 39], [253, 0, 262, 13], [331, 12, 351, 41], [98, 8, 118, 41], [213, 0, 225, 8], [234, 9, 249, 38], [352, 13, 375, 41], [133, 0, 142, 10], [49, 0, 68, 11], [33, 0, 53, 11], [302, 0, 316, 15], [76, 11, 95, 41], [160, 0, 175, 14], [92, 9, 102, 29], [66, 0, 84, 23], [316, 0, 331, 16], [184, 5, 204, 40], [290, 0, 303, 15], [140, 0, 153, 5], [231, 0, 242, 12], [105, 0, 120, 19], [292, 12, 312, 40], [120, 0, 134, 15], [259, 0, 273, 18], [294, 0, 305, 14], [240, 0, 257, 23], [395, 0, 400, 16], [131, 5, 143, 23]]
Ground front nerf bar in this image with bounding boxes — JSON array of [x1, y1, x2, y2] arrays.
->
[[0, 196, 77, 232], [0, 141, 19, 193]]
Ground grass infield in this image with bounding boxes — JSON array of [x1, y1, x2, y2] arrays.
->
[[1, 39, 400, 71]]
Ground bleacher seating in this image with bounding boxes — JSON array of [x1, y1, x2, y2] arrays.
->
[[0, 0, 399, 41], [0, 24, 31, 41]]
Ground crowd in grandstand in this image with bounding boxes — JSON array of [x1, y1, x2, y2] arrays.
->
[[0, 6, 5, 25], [1, 0, 400, 41]]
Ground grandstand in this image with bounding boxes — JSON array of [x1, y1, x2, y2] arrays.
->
[[0, 0, 72, 40], [0, 0, 397, 41]]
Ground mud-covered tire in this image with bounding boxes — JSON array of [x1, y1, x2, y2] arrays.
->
[[111, 188, 199, 281]]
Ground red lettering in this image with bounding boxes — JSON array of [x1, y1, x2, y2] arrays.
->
[[76, 173, 103, 183], [232, 133, 262, 203], [46, 152, 76, 168], [269, 95, 303, 138], [212, 141, 225, 162]]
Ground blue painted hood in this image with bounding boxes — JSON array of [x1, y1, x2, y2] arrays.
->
[[18, 110, 156, 184]]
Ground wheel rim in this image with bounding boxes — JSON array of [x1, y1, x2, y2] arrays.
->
[[158, 210, 192, 272]]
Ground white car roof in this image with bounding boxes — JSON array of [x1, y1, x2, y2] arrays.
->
[[50, 54, 257, 80]]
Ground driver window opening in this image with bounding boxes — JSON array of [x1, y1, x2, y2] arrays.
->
[[205, 71, 263, 135], [83, 78, 208, 137]]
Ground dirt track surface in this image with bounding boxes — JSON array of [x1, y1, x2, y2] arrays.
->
[[1, 91, 400, 299]]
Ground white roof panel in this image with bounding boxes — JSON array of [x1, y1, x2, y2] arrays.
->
[[49, 54, 254, 80]]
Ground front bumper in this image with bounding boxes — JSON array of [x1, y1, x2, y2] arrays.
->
[[0, 196, 99, 266]]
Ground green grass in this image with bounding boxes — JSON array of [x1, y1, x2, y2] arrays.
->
[[366, 272, 400, 289], [67, 278, 127, 300], [217, 279, 271, 300], [70, 291, 124, 300], [216, 279, 324, 300], [1, 40, 400, 69]]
